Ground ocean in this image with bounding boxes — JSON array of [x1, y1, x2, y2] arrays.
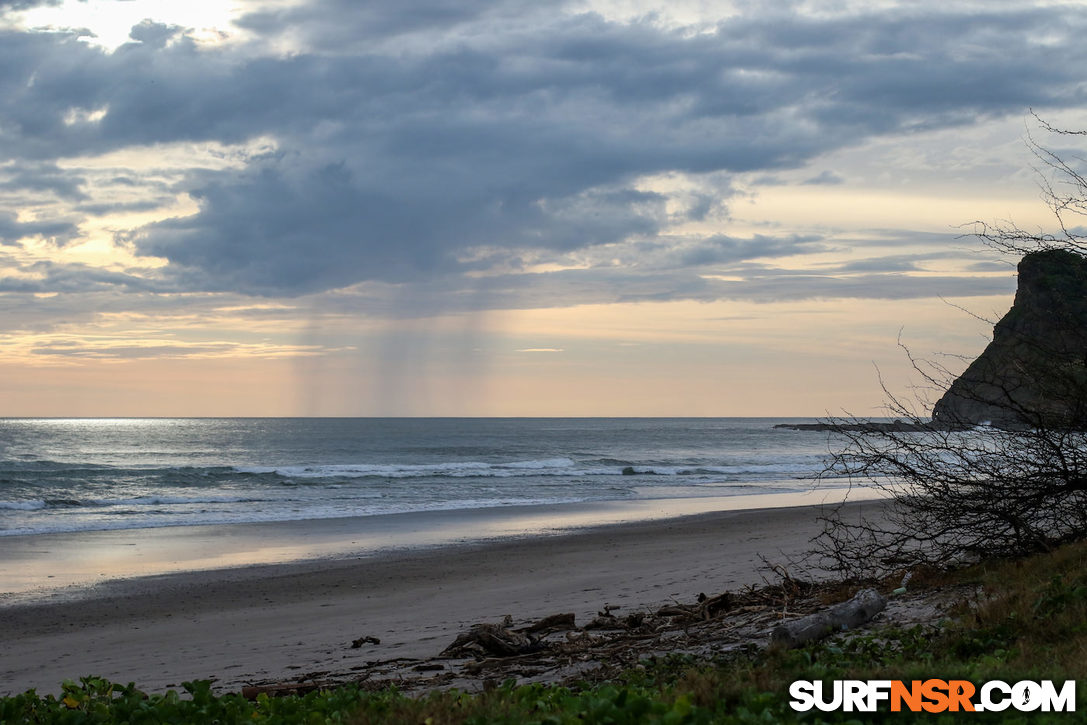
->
[[0, 417, 847, 538]]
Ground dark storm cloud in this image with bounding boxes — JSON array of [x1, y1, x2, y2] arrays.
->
[[0, 2, 1084, 302], [138, 163, 665, 294]]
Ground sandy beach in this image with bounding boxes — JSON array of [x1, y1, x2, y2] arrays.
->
[[0, 497, 883, 696]]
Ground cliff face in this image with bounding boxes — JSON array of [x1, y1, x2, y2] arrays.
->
[[932, 249, 1087, 429]]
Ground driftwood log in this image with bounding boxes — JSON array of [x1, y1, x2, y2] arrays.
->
[[441, 622, 535, 658], [770, 588, 886, 649], [441, 613, 578, 658]]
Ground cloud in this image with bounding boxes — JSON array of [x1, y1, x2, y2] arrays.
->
[[138, 161, 666, 294], [233, 0, 536, 48], [0, 162, 86, 200], [127, 20, 181, 48], [76, 198, 171, 216], [0, 1, 1082, 306], [0, 0, 62, 10], [674, 234, 826, 267], [0, 211, 77, 245], [719, 270, 1016, 303], [28, 339, 322, 360], [833, 251, 976, 273], [0, 258, 166, 291], [306, 257, 1017, 320], [802, 170, 844, 186]]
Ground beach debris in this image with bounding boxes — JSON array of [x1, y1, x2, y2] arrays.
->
[[350, 635, 381, 648], [442, 612, 579, 659], [441, 618, 536, 658], [516, 612, 576, 635], [583, 616, 622, 630], [248, 574, 944, 699], [585, 609, 651, 632], [582, 602, 630, 630], [770, 588, 887, 649], [655, 591, 735, 621]]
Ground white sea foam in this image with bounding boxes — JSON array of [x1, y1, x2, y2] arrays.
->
[[89, 495, 258, 508], [630, 463, 816, 476], [0, 495, 259, 511], [502, 457, 577, 469], [232, 458, 816, 480], [0, 495, 592, 536], [234, 459, 588, 479], [0, 500, 46, 511]]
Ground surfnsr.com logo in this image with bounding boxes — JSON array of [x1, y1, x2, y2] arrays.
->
[[789, 679, 1076, 713]]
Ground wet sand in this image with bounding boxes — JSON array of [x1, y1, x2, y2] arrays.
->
[[0, 498, 882, 696]]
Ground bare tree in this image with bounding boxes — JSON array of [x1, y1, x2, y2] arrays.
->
[[817, 119, 1087, 578], [974, 112, 1087, 259]]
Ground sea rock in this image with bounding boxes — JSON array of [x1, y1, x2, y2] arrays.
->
[[773, 420, 930, 433], [932, 249, 1087, 429]]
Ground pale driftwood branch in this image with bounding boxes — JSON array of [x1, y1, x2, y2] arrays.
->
[[769, 588, 887, 649]]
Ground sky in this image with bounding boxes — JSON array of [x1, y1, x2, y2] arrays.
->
[[0, 0, 1085, 417]]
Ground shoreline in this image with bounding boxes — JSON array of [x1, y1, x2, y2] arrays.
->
[[0, 486, 879, 602], [0, 497, 884, 696]]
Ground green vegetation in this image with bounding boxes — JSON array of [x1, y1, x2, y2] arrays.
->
[[3, 542, 1085, 724]]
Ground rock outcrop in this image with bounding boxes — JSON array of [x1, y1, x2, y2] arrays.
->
[[932, 249, 1087, 429]]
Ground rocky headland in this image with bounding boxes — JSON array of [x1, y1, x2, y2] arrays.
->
[[781, 249, 1087, 433], [931, 248, 1087, 429]]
